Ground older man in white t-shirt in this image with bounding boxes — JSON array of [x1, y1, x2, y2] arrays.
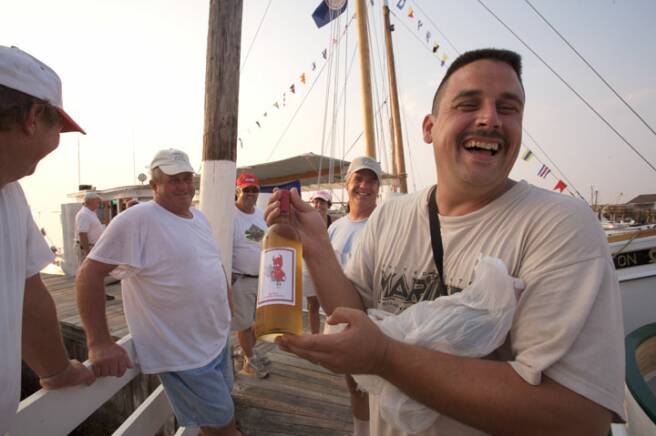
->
[[74, 190, 104, 265], [76, 149, 242, 436], [0, 45, 95, 435]]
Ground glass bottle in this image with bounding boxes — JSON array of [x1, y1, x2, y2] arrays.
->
[[254, 189, 303, 341]]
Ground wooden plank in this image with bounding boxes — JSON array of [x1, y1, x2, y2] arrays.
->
[[233, 382, 352, 423], [235, 405, 352, 435], [235, 370, 350, 403]]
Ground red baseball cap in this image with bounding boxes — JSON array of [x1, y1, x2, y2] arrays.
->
[[236, 173, 260, 189]]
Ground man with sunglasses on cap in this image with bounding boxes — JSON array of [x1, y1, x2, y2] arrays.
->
[[232, 173, 270, 378], [0, 45, 95, 435], [77, 149, 241, 435]]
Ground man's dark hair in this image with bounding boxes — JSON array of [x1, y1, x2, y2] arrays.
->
[[431, 48, 523, 114], [0, 84, 60, 131]]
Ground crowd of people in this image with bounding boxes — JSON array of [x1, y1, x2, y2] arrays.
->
[[1, 43, 626, 436]]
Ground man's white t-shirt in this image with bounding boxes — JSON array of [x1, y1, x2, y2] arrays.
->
[[232, 206, 266, 276], [346, 181, 626, 435], [89, 201, 231, 374], [327, 215, 369, 267], [304, 215, 369, 297], [0, 182, 54, 435], [74, 206, 104, 244]]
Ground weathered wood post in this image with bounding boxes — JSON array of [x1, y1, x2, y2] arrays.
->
[[199, 0, 243, 275]]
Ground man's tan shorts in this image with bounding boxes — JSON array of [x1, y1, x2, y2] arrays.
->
[[230, 275, 258, 332]]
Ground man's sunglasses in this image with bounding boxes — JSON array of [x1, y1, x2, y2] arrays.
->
[[242, 187, 259, 194]]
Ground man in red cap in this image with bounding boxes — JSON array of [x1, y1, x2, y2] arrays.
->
[[0, 45, 94, 435], [232, 173, 270, 378]]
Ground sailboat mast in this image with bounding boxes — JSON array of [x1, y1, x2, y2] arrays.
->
[[199, 0, 243, 275], [383, 0, 407, 193], [355, 0, 376, 159]]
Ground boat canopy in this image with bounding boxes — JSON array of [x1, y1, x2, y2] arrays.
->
[[237, 152, 392, 190]]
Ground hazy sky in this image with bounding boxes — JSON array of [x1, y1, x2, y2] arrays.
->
[[2, 0, 655, 248]]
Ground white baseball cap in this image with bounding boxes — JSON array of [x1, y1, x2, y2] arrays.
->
[[346, 156, 382, 181], [150, 148, 194, 175], [0, 45, 85, 134], [310, 190, 332, 203]]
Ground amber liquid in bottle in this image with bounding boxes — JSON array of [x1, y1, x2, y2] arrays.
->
[[254, 189, 303, 342]]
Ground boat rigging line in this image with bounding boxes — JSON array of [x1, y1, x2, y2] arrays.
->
[[478, 0, 656, 176], [344, 99, 390, 157], [400, 93, 418, 192], [389, 3, 585, 199], [267, 13, 357, 162], [240, 0, 273, 73], [524, 0, 656, 138]]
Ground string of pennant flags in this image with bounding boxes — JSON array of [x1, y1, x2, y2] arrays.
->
[[521, 148, 569, 193], [238, 12, 356, 149], [392, 0, 450, 66]]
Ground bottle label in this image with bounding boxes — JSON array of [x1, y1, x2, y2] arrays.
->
[[257, 247, 296, 308]]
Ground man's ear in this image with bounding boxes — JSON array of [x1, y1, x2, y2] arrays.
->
[[22, 103, 43, 136], [422, 114, 435, 144]]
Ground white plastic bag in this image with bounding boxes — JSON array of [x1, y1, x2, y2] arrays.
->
[[354, 256, 524, 434]]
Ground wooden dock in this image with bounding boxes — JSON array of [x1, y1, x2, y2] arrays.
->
[[40, 273, 353, 435]]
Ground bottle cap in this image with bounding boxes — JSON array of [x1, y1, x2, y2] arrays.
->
[[279, 189, 290, 214]]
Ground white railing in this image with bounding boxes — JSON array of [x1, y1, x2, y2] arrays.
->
[[9, 335, 197, 436]]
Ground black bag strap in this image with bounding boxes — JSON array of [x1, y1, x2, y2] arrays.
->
[[428, 185, 447, 297]]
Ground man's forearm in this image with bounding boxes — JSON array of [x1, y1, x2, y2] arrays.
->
[[378, 339, 611, 435], [22, 275, 70, 377], [76, 262, 113, 347], [305, 238, 364, 314]]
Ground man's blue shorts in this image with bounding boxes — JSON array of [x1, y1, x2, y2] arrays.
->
[[158, 341, 235, 428]]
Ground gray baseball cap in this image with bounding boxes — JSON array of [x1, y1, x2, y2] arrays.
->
[[346, 156, 382, 181]]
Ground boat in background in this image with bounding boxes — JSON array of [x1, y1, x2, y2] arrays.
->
[[608, 227, 656, 436], [607, 227, 656, 334]]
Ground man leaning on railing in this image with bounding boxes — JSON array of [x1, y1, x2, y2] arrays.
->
[[76, 149, 242, 436], [0, 45, 95, 436]]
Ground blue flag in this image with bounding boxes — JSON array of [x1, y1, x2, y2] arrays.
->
[[312, 0, 348, 29], [261, 180, 301, 193]]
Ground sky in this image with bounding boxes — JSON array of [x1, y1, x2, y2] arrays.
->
[[2, 0, 655, 248]]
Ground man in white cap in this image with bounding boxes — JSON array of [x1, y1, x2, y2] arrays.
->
[[0, 45, 94, 435], [76, 148, 242, 435], [329, 157, 381, 267], [326, 156, 381, 436], [74, 191, 104, 266]]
